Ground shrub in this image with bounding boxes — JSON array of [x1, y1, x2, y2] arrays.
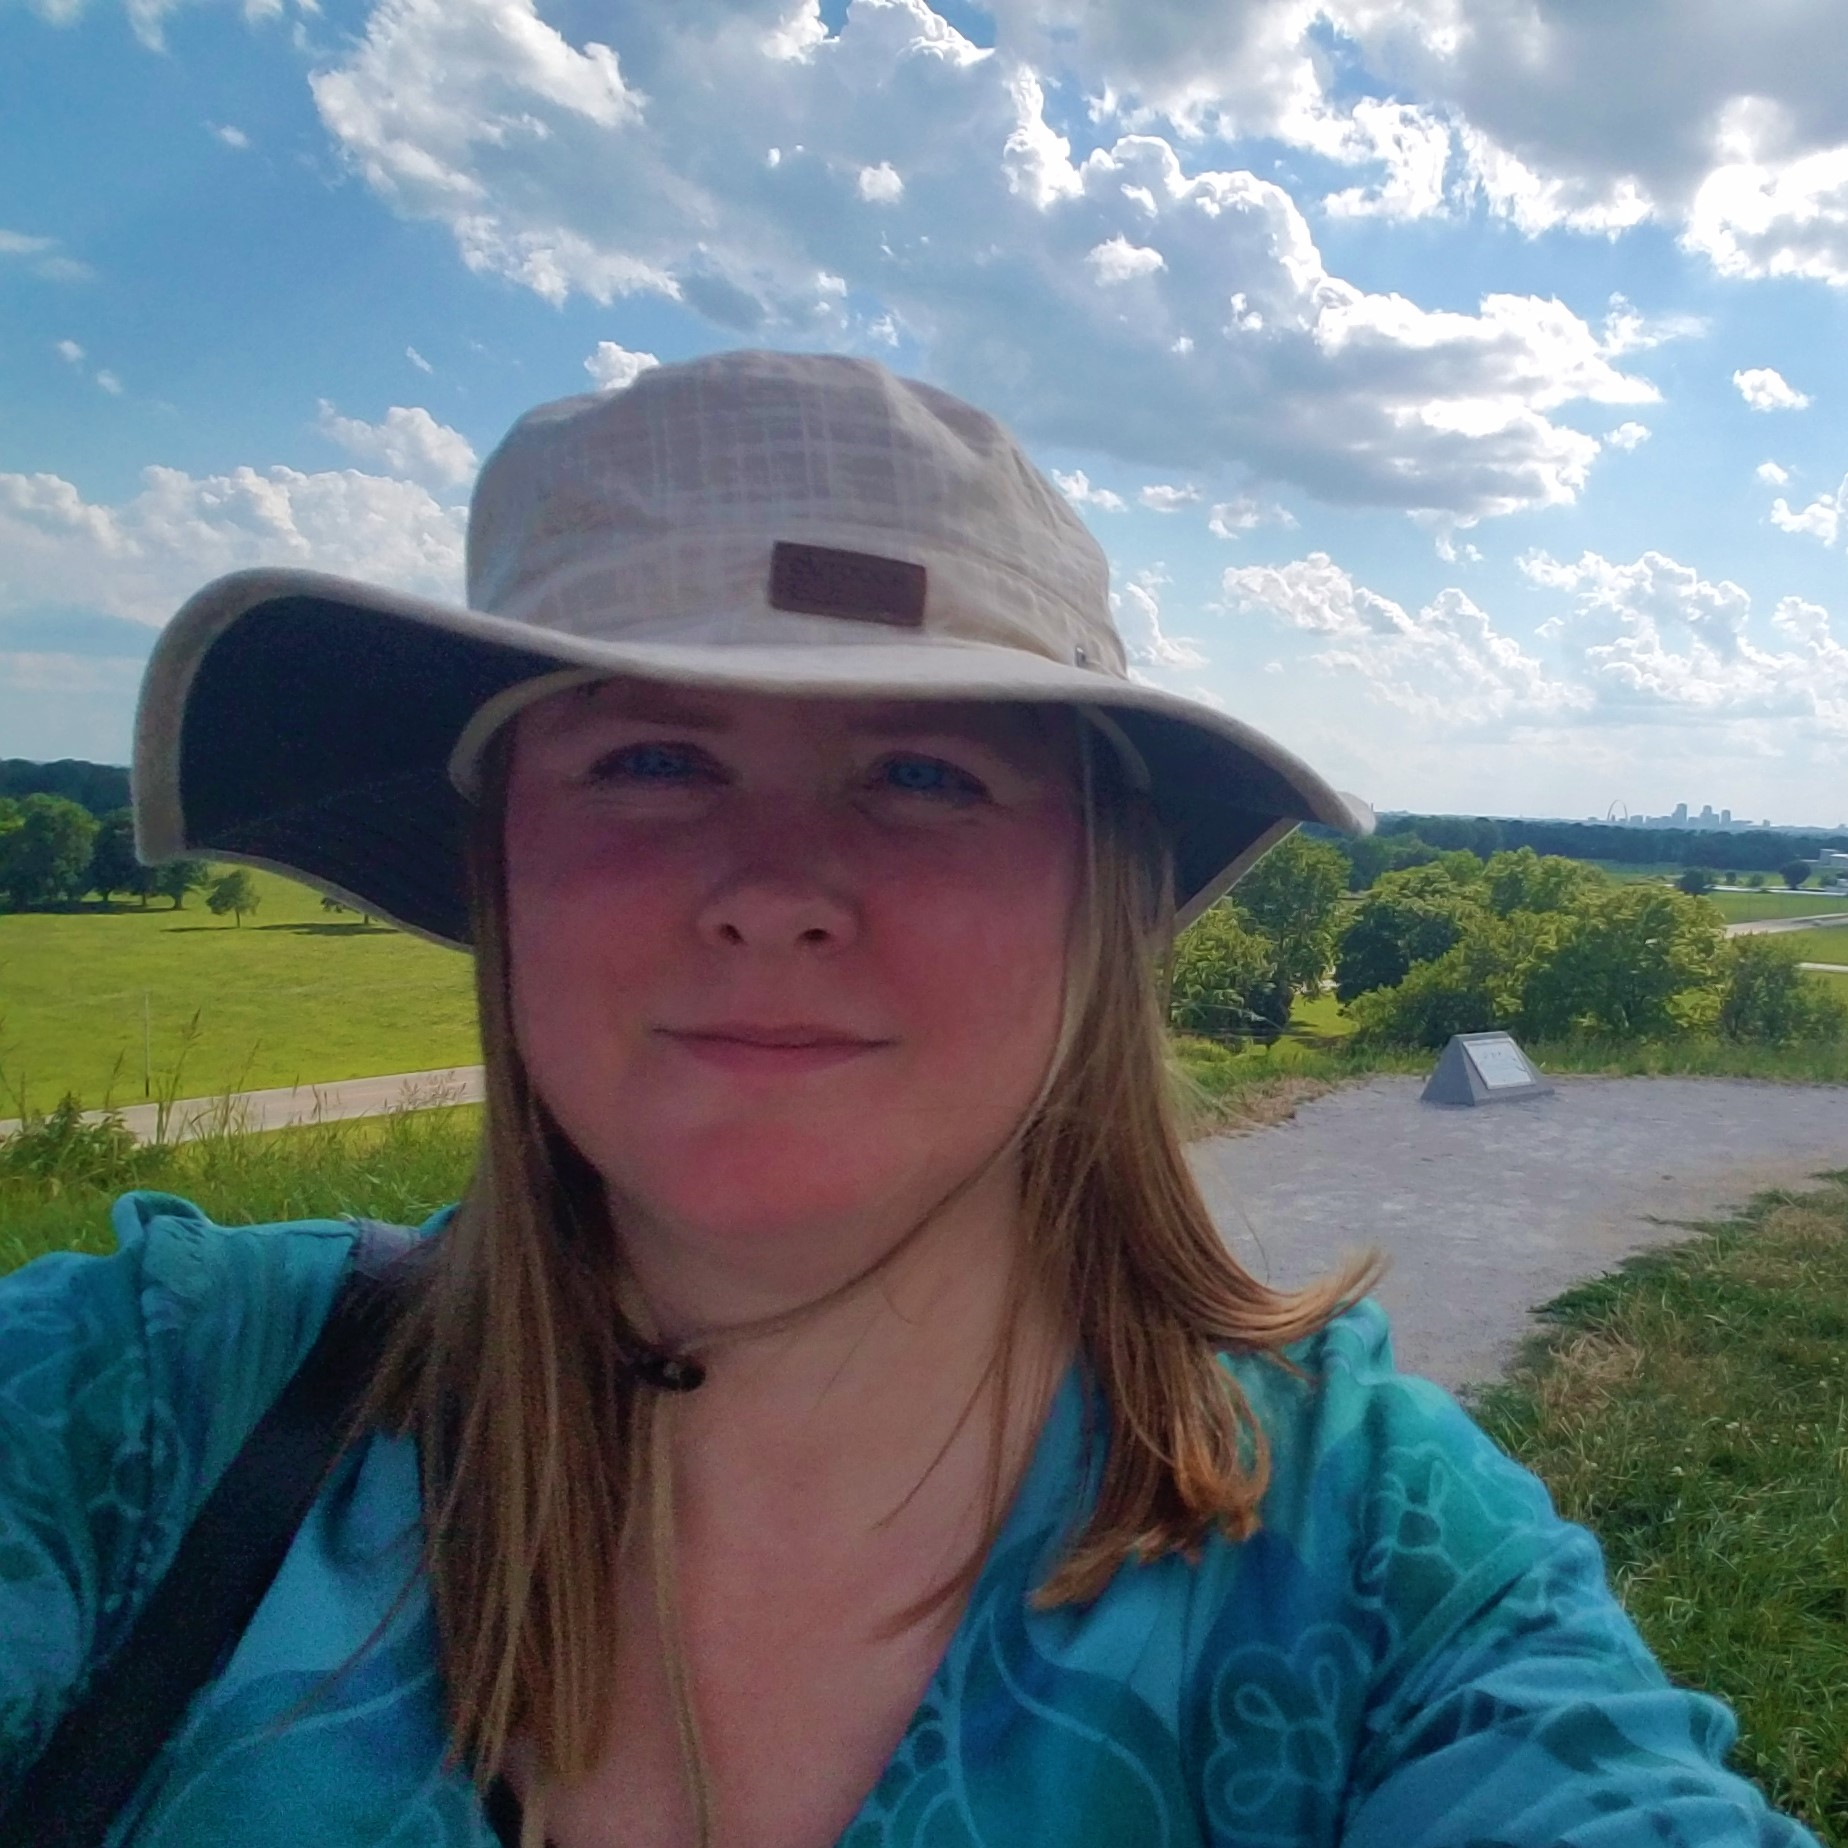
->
[[0, 1094, 158, 1195], [1717, 939, 1848, 1043]]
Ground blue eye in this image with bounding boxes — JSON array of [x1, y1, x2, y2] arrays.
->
[[880, 755, 983, 800], [589, 742, 704, 783]]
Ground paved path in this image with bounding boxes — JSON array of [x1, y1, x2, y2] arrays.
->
[[0, 1067, 485, 1145], [1188, 1074, 1848, 1403], [9, 1063, 1846, 1412], [1726, 912, 1848, 935]]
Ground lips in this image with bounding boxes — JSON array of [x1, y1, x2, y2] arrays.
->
[[665, 1022, 887, 1049], [656, 1022, 893, 1073]]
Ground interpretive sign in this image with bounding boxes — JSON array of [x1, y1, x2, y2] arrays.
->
[[1421, 1031, 1552, 1107]]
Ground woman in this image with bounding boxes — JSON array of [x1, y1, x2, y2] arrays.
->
[[0, 351, 1821, 1847]]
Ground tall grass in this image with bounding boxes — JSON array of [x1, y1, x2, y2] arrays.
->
[[0, 1099, 480, 1275], [1461, 1176, 1848, 1846]]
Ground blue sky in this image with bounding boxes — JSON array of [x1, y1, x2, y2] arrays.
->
[[4, 0, 1846, 827]]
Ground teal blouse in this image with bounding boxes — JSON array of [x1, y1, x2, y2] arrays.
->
[[0, 1192, 1824, 1847]]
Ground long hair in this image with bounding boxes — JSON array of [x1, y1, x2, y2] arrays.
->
[[355, 707, 1388, 1830]]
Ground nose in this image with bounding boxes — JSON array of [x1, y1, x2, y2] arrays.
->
[[694, 830, 859, 954]]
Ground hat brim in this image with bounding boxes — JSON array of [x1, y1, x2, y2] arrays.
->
[[134, 566, 1372, 950]]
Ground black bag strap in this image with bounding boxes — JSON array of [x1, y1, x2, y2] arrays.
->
[[0, 1217, 421, 1848]]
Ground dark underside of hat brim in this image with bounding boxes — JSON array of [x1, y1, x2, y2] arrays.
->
[[165, 593, 1307, 950]]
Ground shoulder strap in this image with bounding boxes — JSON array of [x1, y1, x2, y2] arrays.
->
[[0, 1218, 420, 1848]]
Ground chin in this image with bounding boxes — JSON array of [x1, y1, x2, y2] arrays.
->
[[616, 1128, 942, 1250]]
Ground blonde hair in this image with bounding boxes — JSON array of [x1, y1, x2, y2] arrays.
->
[[356, 706, 1388, 1835]]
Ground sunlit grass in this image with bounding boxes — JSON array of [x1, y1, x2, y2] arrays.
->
[[0, 869, 477, 1116], [1460, 1176, 1848, 1846]]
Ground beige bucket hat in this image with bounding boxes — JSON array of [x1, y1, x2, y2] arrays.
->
[[133, 349, 1371, 948]]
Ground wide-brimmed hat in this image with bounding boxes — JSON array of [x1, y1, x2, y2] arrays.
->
[[133, 349, 1371, 948]]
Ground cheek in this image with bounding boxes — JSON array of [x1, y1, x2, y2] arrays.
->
[[873, 808, 1080, 1082], [499, 787, 682, 1085]]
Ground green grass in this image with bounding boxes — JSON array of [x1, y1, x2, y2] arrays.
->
[[0, 1102, 482, 1275], [1459, 1175, 1848, 1845], [1707, 891, 1848, 925], [1785, 925, 1848, 966], [0, 870, 478, 1116]]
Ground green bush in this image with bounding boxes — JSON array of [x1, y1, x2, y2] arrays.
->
[[1168, 906, 1281, 1040], [0, 1095, 161, 1195], [1717, 938, 1848, 1043]]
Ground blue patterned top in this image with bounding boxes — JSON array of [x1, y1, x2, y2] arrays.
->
[[0, 1192, 1823, 1847]]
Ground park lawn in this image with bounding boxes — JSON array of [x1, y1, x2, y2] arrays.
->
[[0, 869, 478, 1116], [1462, 1174, 1848, 1846], [1707, 890, 1848, 924], [1786, 924, 1848, 966]]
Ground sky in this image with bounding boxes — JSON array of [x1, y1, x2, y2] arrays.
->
[[3, 0, 1846, 829]]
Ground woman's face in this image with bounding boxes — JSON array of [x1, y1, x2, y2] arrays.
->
[[502, 678, 1083, 1290]]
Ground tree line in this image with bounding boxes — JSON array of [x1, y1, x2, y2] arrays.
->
[[1170, 835, 1845, 1051], [1349, 812, 1848, 874], [0, 792, 263, 922]]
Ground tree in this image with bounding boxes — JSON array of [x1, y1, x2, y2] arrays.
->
[[1745, 871, 1766, 889], [1676, 866, 1714, 896], [1334, 892, 1468, 1002], [207, 868, 261, 926], [0, 793, 98, 909], [1347, 911, 1540, 1049], [1338, 832, 1438, 892], [89, 808, 153, 905], [1224, 831, 1348, 1000], [1781, 858, 1812, 890], [1517, 885, 1721, 1040], [1484, 847, 1594, 916], [1168, 905, 1280, 1041], [153, 859, 210, 909]]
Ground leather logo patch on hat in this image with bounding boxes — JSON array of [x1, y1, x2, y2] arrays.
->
[[769, 542, 926, 628]]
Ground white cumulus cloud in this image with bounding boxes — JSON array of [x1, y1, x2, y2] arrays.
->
[[1733, 366, 1811, 411], [1770, 474, 1847, 546], [584, 340, 661, 390], [316, 400, 479, 490], [1137, 482, 1197, 512], [1085, 234, 1165, 282], [0, 461, 467, 627], [1519, 546, 1848, 724], [1207, 493, 1294, 537], [856, 161, 904, 203], [1222, 550, 1585, 724], [1051, 468, 1125, 511], [1113, 565, 1203, 668], [1757, 459, 1791, 485], [300, 0, 1659, 521], [1606, 421, 1650, 451]]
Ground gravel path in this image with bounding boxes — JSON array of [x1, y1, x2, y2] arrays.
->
[[1189, 1075, 1848, 1403]]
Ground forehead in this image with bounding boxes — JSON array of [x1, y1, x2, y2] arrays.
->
[[522, 675, 1074, 756]]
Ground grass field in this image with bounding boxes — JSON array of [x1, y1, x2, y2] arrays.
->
[[1786, 925, 1848, 966], [1707, 891, 1848, 925], [1462, 1174, 1848, 1845], [0, 870, 478, 1116]]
